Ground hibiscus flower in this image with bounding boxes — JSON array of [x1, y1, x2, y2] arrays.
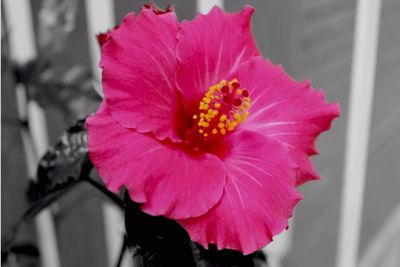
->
[[87, 5, 340, 254]]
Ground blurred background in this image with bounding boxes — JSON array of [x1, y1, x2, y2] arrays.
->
[[1, 0, 400, 267]]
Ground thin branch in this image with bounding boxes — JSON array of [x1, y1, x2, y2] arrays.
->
[[83, 177, 124, 209], [115, 236, 128, 267]]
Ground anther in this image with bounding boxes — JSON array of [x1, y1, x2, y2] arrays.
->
[[232, 82, 240, 89], [221, 86, 229, 94], [233, 99, 242, 106], [189, 78, 251, 141]]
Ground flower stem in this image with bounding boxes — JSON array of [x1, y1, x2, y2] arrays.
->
[[83, 177, 124, 209]]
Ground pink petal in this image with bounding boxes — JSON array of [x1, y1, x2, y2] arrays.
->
[[101, 9, 182, 142], [226, 57, 340, 185], [179, 131, 302, 254], [96, 32, 109, 47], [176, 5, 260, 113], [96, 25, 120, 48], [96, 2, 173, 48], [142, 3, 175, 15], [87, 102, 226, 219]]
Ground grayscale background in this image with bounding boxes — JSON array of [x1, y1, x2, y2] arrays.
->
[[2, 0, 400, 267]]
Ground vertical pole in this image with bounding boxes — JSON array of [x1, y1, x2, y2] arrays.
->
[[336, 1, 382, 267], [359, 203, 400, 267], [84, 0, 114, 97], [3, 1, 61, 267], [84, 1, 133, 266], [263, 219, 294, 267], [196, 0, 224, 14]]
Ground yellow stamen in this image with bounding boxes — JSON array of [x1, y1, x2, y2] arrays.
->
[[190, 78, 251, 139]]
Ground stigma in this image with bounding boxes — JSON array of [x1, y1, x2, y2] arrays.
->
[[192, 78, 251, 139]]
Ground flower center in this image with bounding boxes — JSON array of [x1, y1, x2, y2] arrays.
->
[[184, 78, 251, 152]]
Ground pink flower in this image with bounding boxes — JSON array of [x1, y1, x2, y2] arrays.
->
[[96, 25, 119, 47], [87, 5, 340, 254]]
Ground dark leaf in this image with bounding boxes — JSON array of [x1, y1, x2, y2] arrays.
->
[[28, 119, 88, 202], [192, 245, 267, 267], [124, 195, 268, 267], [24, 174, 85, 220], [9, 243, 39, 258], [2, 243, 39, 266], [124, 194, 196, 267]]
